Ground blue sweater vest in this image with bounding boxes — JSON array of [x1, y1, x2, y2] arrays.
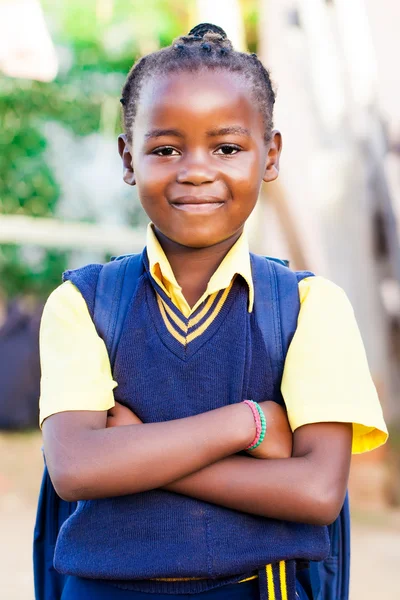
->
[[54, 253, 329, 593]]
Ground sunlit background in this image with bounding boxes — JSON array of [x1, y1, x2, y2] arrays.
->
[[1, 1, 400, 598]]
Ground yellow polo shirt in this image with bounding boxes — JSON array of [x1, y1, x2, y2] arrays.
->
[[39, 225, 387, 454]]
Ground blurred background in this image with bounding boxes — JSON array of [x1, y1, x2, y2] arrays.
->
[[1, 0, 400, 598]]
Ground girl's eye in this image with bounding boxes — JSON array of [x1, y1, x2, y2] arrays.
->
[[215, 145, 241, 156], [152, 147, 179, 157]]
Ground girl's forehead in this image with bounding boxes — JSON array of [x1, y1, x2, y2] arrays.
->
[[134, 69, 262, 135], [142, 68, 245, 94]]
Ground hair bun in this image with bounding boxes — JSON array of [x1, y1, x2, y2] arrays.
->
[[188, 23, 227, 40]]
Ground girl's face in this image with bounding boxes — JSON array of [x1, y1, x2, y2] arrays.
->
[[119, 69, 281, 248]]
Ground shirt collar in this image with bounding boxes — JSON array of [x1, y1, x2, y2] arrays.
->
[[146, 223, 254, 313]]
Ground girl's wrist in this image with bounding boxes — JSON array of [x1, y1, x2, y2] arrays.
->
[[243, 400, 267, 451], [223, 403, 256, 451]]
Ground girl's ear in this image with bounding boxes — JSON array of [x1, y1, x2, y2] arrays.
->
[[263, 130, 282, 183], [118, 134, 136, 186]]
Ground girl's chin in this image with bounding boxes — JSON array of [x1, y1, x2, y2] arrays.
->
[[153, 223, 241, 250], [167, 232, 236, 249]]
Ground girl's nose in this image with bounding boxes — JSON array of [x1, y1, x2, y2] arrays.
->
[[176, 156, 216, 186]]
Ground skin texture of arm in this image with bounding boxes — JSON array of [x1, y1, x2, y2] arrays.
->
[[166, 422, 352, 525], [42, 403, 256, 502], [106, 400, 293, 460]]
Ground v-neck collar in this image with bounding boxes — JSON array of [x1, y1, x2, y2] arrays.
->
[[144, 268, 239, 361]]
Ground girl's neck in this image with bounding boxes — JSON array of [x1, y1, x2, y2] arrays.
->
[[154, 228, 243, 309]]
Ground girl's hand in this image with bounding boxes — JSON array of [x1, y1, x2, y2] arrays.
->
[[246, 401, 292, 459], [106, 402, 142, 428], [106, 401, 292, 459]]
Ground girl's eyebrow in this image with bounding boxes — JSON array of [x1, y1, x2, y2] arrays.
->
[[144, 126, 251, 140], [145, 128, 184, 140], [206, 126, 250, 137]]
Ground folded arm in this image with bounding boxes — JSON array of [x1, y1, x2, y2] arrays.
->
[[106, 402, 352, 525], [44, 400, 351, 526], [42, 403, 255, 502], [166, 421, 352, 525]]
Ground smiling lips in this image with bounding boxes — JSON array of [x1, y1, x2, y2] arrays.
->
[[170, 196, 226, 213]]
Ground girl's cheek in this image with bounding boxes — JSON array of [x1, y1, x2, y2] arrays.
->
[[141, 160, 174, 183]]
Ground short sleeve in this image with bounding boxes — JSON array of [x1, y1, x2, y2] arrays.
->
[[281, 276, 388, 454], [39, 280, 117, 427]]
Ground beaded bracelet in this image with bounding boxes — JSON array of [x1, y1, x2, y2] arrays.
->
[[243, 400, 267, 451]]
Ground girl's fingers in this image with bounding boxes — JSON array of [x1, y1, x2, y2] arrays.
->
[[107, 402, 143, 427]]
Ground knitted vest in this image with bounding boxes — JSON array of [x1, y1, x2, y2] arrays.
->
[[54, 252, 329, 593]]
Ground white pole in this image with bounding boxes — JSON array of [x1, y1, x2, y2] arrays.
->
[[0, 215, 146, 254]]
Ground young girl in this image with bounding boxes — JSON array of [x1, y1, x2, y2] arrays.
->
[[39, 23, 387, 600]]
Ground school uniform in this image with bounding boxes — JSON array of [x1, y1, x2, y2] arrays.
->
[[39, 225, 387, 599]]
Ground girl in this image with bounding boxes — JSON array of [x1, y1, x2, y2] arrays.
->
[[39, 23, 387, 600]]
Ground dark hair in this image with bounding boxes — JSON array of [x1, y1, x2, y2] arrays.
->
[[121, 23, 276, 143]]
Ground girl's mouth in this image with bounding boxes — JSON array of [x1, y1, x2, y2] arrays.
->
[[171, 202, 225, 213], [170, 195, 226, 213]]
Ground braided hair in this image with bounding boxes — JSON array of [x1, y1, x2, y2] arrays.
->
[[121, 23, 276, 143]]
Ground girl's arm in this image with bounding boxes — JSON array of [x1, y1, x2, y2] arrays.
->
[[106, 402, 351, 525], [166, 422, 352, 526], [42, 403, 256, 502]]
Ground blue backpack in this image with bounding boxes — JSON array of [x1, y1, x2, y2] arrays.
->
[[33, 253, 350, 600]]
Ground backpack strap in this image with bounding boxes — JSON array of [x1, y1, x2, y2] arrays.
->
[[33, 458, 76, 600], [251, 253, 313, 403], [94, 252, 144, 367]]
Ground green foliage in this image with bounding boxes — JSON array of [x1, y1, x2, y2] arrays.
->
[[0, 124, 59, 217], [0, 245, 68, 300], [0, 1, 191, 298]]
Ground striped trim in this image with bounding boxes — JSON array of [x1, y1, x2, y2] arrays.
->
[[262, 560, 294, 600], [188, 292, 218, 327], [279, 560, 288, 600], [266, 564, 276, 600], [156, 280, 234, 347], [187, 283, 233, 343], [150, 561, 294, 597], [238, 574, 258, 584], [158, 295, 186, 332], [156, 295, 186, 345], [152, 574, 258, 584]]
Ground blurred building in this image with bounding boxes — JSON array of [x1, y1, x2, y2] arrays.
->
[[254, 0, 400, 505]]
